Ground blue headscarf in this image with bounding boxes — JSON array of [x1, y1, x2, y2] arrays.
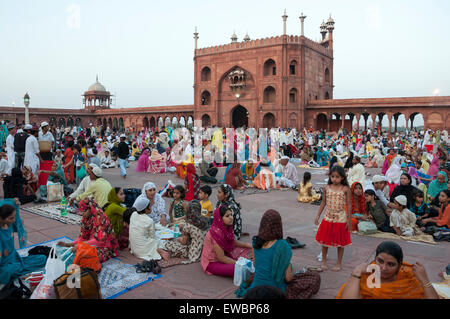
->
[[0, 199, 27, 248], [427, 171, 448, 198]]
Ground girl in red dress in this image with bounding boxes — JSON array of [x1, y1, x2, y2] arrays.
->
[[314, 166, 352, 272]]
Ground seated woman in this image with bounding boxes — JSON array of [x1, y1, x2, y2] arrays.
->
[[350, 182, 370, 232], [103, 187, 129, 250], [58, 198, 119, 263], [22, 165, 38, 198], [200, 205, 252, 277], [364, 190, 395, 233], [0, 203, 47, 284], [38, 161, 73, 196], [3, 167, 36, 204], [148, 149, 167, 174], [241, 159, 260, 181], [132, 182, 170, 226], [184, 163, 201, 201], [164, 200, 212, 264], [135, 149, 150, 172], [216, 184, 243, 239], [418, 190, 450, 231], [300, 147, 313, 165], [127, 196, 170, 261], [225, 161, 246, 190], [388, 173, 418, 211], [337, 241, 438, 299], [427, 172, 448, 203], [236, 209, 320, 299], [297, 172, 321, 203], [390, 195, 417, 237]]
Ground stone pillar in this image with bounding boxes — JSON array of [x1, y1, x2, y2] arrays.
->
[[388, 115, 392, 133], [299, 13, 307, 36], [341, 116, 345, 129], [282, 10, 288, 35]]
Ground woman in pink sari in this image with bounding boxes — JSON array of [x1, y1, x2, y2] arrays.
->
[[136, 149, 150, 172], [427, 157, 440, 179], [200, 205, 252, 277]]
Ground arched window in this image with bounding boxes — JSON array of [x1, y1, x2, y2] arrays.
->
[[263, 59, 276, 76], [201, 67, 211, 81], [289, 88, 298, 103], [201, 90, 211, 105], [325, 91, 330, 100], [325, 68, 330, 82], [290, 60, 297, 75], [263, 86, 276, 103]]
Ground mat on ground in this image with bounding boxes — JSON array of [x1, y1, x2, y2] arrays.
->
[[17, 237, 163, 299]]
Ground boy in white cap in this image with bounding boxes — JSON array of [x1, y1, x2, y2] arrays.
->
[[75, 165, 112, 207], [275, 156, 299, 189], [390, 195, 417, 237]]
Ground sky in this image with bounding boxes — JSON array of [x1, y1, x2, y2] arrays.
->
[[1, 0, 449, 118]]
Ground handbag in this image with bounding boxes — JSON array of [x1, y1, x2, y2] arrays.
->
[[30, 244, 67, 299], [358, 220, 378, 235], [53, 268, 102, 299], [233, 257, 255, 287], [73, 242, 101, 273], [47, 183, 64, 202], [76, 164, 87, 180], [0, 278, 32, 299]]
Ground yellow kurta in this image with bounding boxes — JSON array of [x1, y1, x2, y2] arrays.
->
[[298, 182, 321, 203]]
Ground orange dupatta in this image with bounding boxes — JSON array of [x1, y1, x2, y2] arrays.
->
[[336, 262, 425, 299]]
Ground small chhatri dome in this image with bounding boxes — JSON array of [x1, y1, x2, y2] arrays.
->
[[320, 20, 328, 31], [243, 32, 250, 42], [88, 75, 107, 92], [327, 15, 335, 26], [231, 31, 238, 42]]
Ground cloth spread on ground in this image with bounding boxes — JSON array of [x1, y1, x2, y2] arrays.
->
[[21, 203, 82, 225], [354, 230, 436, 245], [17, 237, 162, 299]]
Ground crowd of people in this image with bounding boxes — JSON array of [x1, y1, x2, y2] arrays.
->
[[1, 119, 449, 299]]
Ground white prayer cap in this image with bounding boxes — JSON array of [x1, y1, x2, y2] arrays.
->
[[281, 156, 290, 160], [24, 124, 33, 130], [41, 121, 49, 127], [394, 195, 407, 206], [92, 166, 102, 177], [372, 175, 386, 183], [120, 134, 126, 138], [88, 163, 99, 170], [133, 194, 150, 212]]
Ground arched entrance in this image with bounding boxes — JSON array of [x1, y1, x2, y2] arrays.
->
[[149, 117, 156, 129], [201, 114, 211, 127], [232, 105, 248, 128], [143, 117, 149, 128], [262, 113, 275, 129], [316, 113, 327, 130]]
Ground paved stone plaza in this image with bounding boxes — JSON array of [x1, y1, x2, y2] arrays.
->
[[13, 162, 450, 299]]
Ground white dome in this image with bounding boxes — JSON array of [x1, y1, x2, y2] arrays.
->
[[88, 76, 106, 92]]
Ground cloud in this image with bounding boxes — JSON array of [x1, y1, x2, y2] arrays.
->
[[366, 4, 381, 30]]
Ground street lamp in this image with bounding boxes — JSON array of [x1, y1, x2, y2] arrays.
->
[[24, 93, 30, 124]]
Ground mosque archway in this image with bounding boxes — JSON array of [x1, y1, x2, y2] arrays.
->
[[232, 105, 249, 128]]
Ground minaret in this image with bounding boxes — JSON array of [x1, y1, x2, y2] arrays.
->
[[282, 9, 288, 35], [299, 12, 307, 36], [320, 20, 328, 41], [326, 15, 335, 50], [231, 30, 238, 43], [193, 27, 199, 50], [243, 32, 250, 42]]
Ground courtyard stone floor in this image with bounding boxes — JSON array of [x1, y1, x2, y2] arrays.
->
[[12, 161, 450, 299]]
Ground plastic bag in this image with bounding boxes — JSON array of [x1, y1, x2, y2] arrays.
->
[[233, 257, 255, 287], [30, 244, 67, 299], [73, 242, 101, 272], [358, 220, 378, 235]]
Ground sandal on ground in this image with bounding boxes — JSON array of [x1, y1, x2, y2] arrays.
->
[[151, 260, 161, 274], [286, 236, 306, 249], [305, 266, 323, 272]]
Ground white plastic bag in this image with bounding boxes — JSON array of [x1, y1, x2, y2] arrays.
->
[[30, 244, 67, 299], [233, 257, 255, 287]]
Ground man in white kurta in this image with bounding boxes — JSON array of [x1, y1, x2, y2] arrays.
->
[[24, 128, 41, 175], [5, 124, 16, 175], [275, 156, 299, 188]]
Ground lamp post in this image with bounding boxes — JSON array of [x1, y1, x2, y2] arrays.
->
[[24, 93, 30, 124]]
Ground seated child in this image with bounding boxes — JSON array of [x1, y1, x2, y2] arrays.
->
[[390, 195, 417, 237], [298, 172, 321, 203], [199, 185, 213, 218]]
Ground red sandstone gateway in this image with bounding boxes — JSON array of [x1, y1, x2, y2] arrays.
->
[[1, 14, 449, 131]]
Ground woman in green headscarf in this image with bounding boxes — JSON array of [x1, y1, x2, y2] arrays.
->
[[103, 187, 129, 249], [427, 171, 448, 202], [38, 161, 73, 197]]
